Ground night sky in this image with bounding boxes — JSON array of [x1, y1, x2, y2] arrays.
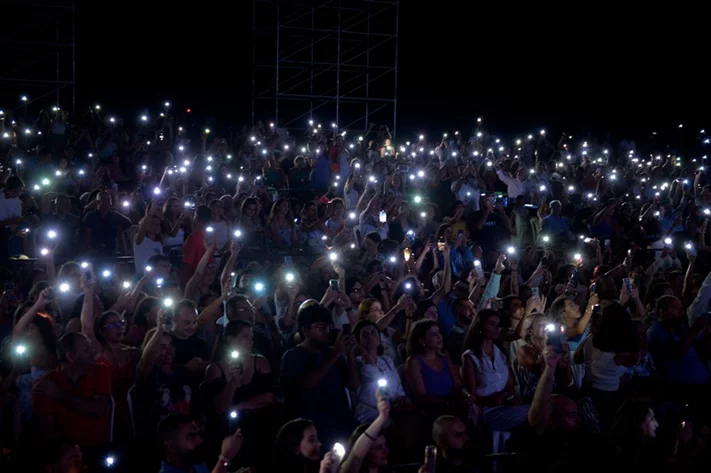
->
[[6, 2, 710, 142]]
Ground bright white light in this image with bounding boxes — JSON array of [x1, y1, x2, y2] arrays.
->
[[230, 410, 238, 419], [164, 298, 173, 307], [234, 230, 242, 238], [15, 345, 26, 355], [389, 256, 396, 263], [40, 248, 49, 256], [80, 261, 89, 269], [285, 273, 295, 282], [333, 443, 346, 458], [59, 283, 70, 293], [102, 270, 111, 278], [507, 247, 515, 254], [153, 187, 161, 195], [254, 282, 265, 292], [141, 115, 147, 121], [122, 281, 131, 289], [377, 378, 388, 387], [664, 237, 672, 245], [47, 230, 57, 239]]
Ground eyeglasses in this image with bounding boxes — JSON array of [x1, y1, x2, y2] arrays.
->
[[103, 320, 126, 330]]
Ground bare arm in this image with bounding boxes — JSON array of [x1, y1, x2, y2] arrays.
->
[[528, 350, 558, 434]]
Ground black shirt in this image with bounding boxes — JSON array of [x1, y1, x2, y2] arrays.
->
[[171, 333, 210, 365]]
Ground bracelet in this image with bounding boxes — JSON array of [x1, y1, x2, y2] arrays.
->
[[363, 431, 376, 441], [218, 455, 230, 466]]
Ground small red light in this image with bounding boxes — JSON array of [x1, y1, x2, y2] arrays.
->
[[186, 108, 191, 113]]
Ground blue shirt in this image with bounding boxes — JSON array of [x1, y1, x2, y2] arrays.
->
[[437, 296, 457, 334], [158, 462, 209, 473], [541, 214, 569, 238], [647, 322, 710, 385]]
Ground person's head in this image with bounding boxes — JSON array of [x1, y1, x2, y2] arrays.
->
[[500, 295, 523, 327], [270, 197, 291, 219], [96, 191, 112, 213], [415, 299, 438, 322], [194, 205, 211, 228], [94, 311, 125, 346], [15, 308, 56, 360], [209, 199, 224, 220], [452, 298, 476, 327], [549, 200, 562, 215], [56, 333, 96, 369], [223, 319, 254, 356], [157, 414, 204, 465], [240, 197, 259, 219], [171, 300, 198, 339], [55, 194, 71, 215], [592, 302, 637, 355], [3, 176, 25, 198], [273, 418, 321, 467], [406, 319, 442, 356], [463, 309, 501, 355], [144, 328, 175, 366], [224, 294, 256, 323], [42, 441, 85, 473], [357, 298, 384, 324], [611, 399, 658, 455], [330, 198, 345, 217], [297, 303, 333, 346], [656, 295, 684, 326], [549, 295, 581, 327], [363, 232, 381, 253], [347, 424, 388, 469], [432, 416, 469, 457], [345, 277, 364, 305], [352, 319, 382, 355], [594, 275, 617, 302], [550, 395, 580, 433], [147, 254, 172, 279]]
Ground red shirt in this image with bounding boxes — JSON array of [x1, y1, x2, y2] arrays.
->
[[33, 363, 112, 446], [182, 228, 207, 267]]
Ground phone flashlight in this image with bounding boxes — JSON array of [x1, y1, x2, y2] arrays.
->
[[15, 344, 27, 355], [59, 282, 70, 293], [40, 248, 49, 256], [507, 246, 515, 255], [145, 265, 153, 273], [329, 252, 338, 261], [105, 456, 115, 467], [122, 201, 130, 208], [254, 282, 265, 293], [47, 230, 57, 239], [285, 272, 295, 283], [542, 235, 550, 243], [405, 282, 412, 290], [574, 253, 582, 261], [102, 270, 111, 278], [377, 378, 388, 388], [389, 256, 397, 263], [664, 237, 672, 246], [80, 261, 89, 269], [414, 195, 422, 204], [164, 298, 174, 308], [231, 350, 240, 360], [153, 187, 161, 195], [230, 410, 238, 419], [349, 212, 356, 220], [233, 230, 242, 238], [122, 281, 131, 289], [206, 226, 214, 233], [333, 443, 346, 458]]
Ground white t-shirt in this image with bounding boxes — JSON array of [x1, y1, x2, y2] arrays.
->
[[354, 355, 406, 423], [133, 236, 163, 274], [582, 338, 628, 391]]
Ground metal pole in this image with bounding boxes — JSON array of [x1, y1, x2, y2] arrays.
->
[[310, 5, 314, 122], [275, 5, 280, 123], [365, 1, 370, 132], [251, 1, 256, 125], [392, 0, 399, 139], [336, 0, 341, 128], [71, 0, 76, 116]]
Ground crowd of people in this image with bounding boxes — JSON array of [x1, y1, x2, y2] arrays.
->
[[1, 103, 711, 473]]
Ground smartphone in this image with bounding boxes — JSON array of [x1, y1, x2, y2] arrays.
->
[[405, 230, 415, 244], [329, 279, 339, 291], [590, 282, 597, 294], [532, 287, 540, 298], [604, 239, 611, 248], [397, 164, 409, 172], [623, 277, 633, 294], [284, 255, 293, 266], [437, 235, 446, 252], [379, 210, 387, 223], [546, 324, 565, 353], [342, 324, 351, 336], [568, 268, 580, 287]]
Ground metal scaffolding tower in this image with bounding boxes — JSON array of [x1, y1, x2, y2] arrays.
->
[[252, 0, 399, 134], [0, 0, 77, 116]]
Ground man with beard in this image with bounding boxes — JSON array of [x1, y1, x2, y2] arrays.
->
[[280, 303, 360, 449], [431, 415, 479, 473], [157, 413, 243, 473], [445, 299, 476, 364]]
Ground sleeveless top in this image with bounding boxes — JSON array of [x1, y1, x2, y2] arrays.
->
[[200, 355, 274, 404], [464, 345, 509, 397], [415, 355, 453, 397]]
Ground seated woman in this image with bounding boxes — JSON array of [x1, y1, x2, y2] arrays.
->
[[515, 313, 573, 404], [272, 418, 335, 473], [461, 309, 529, 432], [352, 320, 407, 423], [404, 320, 466, 421], [341, 389, 392, 473], [201, 320, 278, 466]]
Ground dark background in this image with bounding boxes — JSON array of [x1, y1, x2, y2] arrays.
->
[[4, 2, 710, 142]]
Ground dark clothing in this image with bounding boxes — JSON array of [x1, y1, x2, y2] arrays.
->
[[280, 345, 356, 446], [469, 210, 509, 251], [134, 365, 192, 437], [171, 334, 210, 366], [82, 209, 130, 255]]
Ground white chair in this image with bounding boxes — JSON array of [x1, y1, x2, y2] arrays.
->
[[127, 385, 136, 437], [109, 396, 115, 443]]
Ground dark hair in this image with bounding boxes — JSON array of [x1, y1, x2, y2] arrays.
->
[[195, 205, 211, 224], [414, 299, 436, 321], [610, 398, 655, 461], [364, 232, 382, 246], [296, 303, 332, 334], [548, 295, 568, 325], [157, 413, 196, 448], [225, 319, 253, 338], [595, 275, 617, 301], [352, 319, 384, 356], [147, 254, 171, 266], [463, 309, 502, 358], [406, 319, 439, 357], [134, 297, 161, 327], [592, 302, 634, 352], [56, 332, 87, 363], [273, 418, 317, 470], [173, 300, 197, 320], [94, 310, 122, 347], [655, 294, 678, 316], [4, 176, 25, 191], [224, 294, 253, 322]]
